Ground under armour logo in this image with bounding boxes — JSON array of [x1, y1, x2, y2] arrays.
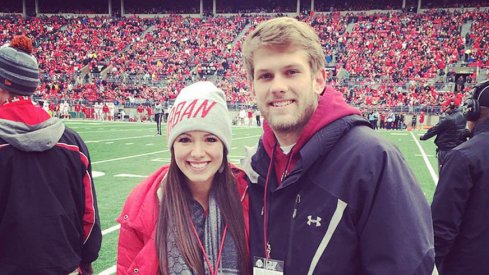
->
[[307, 215, 322, 227]]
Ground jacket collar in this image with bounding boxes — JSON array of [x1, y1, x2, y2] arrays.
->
[[260, 88, 361, 186], [250, 115, 370, 190], [474, 118, 489, 136]]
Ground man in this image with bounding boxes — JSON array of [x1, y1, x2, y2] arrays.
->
[[419, 102, 467, 171], [431, 79, 489, 275], [0, 36, 101, 274], [241, 17, 434, 274], [154, 101, 163, 135], [137, 104, 144, 122], [412, 113, 418, 129], [254, 108, 261, 127], [239, 107, 246, 126]]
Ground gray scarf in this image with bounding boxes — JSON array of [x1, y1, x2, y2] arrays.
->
[[167, 195, 239, 275]]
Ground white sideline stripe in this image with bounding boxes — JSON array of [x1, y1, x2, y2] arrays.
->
[[86, 135, 155, 143], [92, 150, 168, 164], [102, 224, 120, 236], [410, 132, 438, 185], [98, 265, 116, 275], [308, 199, 347, 275], [389, 133, 408, 136]]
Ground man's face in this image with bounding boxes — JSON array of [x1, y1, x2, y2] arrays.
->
[[250, 46, 325, 138]]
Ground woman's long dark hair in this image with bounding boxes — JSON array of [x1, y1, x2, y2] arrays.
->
[[156, 147, 250, 274]]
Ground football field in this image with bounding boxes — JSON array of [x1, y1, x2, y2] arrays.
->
[[64, 120, 439, 274]]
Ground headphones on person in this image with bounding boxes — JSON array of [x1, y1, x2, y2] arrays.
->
[[463, 79, 489, 121]]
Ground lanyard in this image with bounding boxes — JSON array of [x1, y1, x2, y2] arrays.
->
[[263, 141, 295, 259], [263, 142, 277, 259], [191, 222, 228, 275]]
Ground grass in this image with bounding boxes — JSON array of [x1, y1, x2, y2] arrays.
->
[[63, 120, 439, 274]]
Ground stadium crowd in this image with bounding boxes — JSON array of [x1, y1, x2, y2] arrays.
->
[[1, 5, 488, 115]]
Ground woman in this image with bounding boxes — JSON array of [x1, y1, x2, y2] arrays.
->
[[117, 82, 250, 275]]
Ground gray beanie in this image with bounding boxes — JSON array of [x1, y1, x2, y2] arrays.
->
[[0, 36, 40, 96], [166, 81, 232, 151]]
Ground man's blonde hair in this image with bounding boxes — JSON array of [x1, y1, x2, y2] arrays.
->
[[242, 17, 325, 80]]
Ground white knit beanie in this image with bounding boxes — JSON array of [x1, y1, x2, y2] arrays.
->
[[166, 81, 231, 151]]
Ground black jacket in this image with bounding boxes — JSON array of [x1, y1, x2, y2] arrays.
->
[[244, 116, 435, 274], [420, 110, 467, 151], [0, 99, 101, 274], [431, 118, 489, 275]]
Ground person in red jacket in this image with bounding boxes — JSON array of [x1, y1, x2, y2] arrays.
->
[[117, 82, 250, 275], [146, 105, 152, 122], [102, 102, 109, 121], [0, 35, 101, 275], [136, 104, 144, 122]]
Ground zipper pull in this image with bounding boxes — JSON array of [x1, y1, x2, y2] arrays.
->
[[292, 194, 301, 218], [266, 241, 272, 258]]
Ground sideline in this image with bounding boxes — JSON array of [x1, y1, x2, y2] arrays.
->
[[409, 132, 438, 185]]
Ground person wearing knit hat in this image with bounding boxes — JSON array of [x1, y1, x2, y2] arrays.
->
[[0, 35, 40, 96], [166, 81, 232, 151], [0, 36, 101, 274], [117, 81, 251, 275]]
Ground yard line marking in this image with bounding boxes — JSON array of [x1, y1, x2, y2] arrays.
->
[[92, 171, 105, 178], [105, 142, 114, 144], [232, 134, 262, 141], [86, 135, 155, 143], [91, 135, 261, 165], [390, 133, 408, 136], [151, 158, 171, 162], [410, 132, 438, 185], [114, 174, 147, 178], [102, 224, 120, 236], [77, 128, 151, 134], [125, 143, 134, 145], [145, 143, 154, 146], [99, 265, 116, 275], [92, 150, 168, 164]]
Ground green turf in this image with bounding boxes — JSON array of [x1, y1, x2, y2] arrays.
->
[[63, 120, 440, 274]]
